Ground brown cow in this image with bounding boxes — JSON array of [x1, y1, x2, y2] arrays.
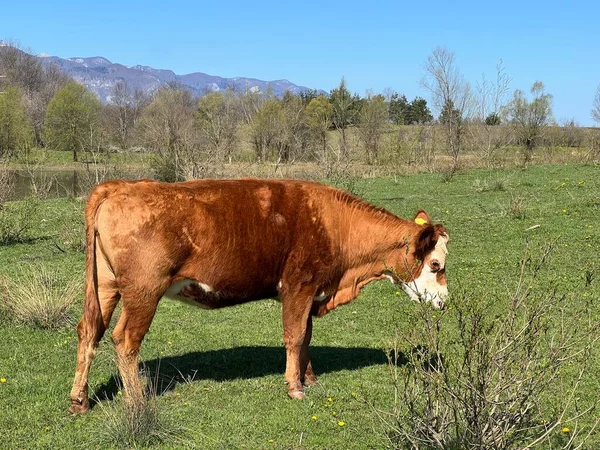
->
[[69, 178, 449, 413]]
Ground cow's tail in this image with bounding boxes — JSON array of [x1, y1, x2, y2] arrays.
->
[[79, 185, 109, 340]]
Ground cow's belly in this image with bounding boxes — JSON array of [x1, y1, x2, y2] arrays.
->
[[164, 278, 277, 309]]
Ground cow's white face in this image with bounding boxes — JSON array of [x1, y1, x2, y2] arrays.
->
[[400, 234, 449, 310], [384, 222, 449, 310]]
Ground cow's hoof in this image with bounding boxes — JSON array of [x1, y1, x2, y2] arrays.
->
[[69, 397, 90, 415], [303, 374, 318, 387], [288, 389, 305, 400]]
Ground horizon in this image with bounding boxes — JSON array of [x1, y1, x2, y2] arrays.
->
[[2, 0, 599, 126]]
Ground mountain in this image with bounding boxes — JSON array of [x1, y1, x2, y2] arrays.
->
[[36, 54, 323, 103]]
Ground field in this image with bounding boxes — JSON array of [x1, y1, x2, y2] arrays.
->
[[0, 163, 598, 449]]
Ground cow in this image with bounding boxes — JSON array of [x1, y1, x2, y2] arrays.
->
[[69, 178, 449, 414]]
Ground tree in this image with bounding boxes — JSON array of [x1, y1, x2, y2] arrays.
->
[[196, 90, 240, 163], [592, 84, 600, 125], [505, 81, 553, 164], [358, 92, 388, 163], [406, 97, 433, 124], [485, 113, 501, 126], [44, 81, 102, 161], [422, 47, 473, 174], [137, 86, 198, 180], [329, 77, 355, 158], [0, 85, 33, 157], [305, 95, 333, 162], [476, 60, 511, 163], [0, 42, 70, 145], [106, 81, 137, 150], [250, 98, 282, 162], [389, 92, 408, 124]]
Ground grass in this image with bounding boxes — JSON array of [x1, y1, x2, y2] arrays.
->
[[0, 163, 598, 448], [0, 265, 82, 329]]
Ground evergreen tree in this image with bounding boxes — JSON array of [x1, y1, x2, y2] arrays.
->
[[389, 93, 408, 124], [406, 97, 433, 124]]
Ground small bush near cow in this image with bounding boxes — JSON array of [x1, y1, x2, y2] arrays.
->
[[380, 245, 600, 449], [94, 369, 188, 448], [0, 265, 81, 329], [507, 194, 527, 220], [0, 197, 40, 245], [473, 177, 507, 193]]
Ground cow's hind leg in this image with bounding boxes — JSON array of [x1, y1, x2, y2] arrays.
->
[[282, 290, 314, 400], [300, 316, 318, 387], [70, 281, 120, 414], [111, 289, 161, 407]]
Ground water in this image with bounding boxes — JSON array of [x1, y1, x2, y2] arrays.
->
[[5, 169, 84, 201]]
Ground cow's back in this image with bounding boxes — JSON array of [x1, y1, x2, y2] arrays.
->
[[90, 179, 336, 303]]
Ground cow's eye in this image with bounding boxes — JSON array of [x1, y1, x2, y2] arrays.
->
[[430, 260, 441, 272]]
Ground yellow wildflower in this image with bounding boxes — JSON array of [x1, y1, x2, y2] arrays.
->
[[0, 378, 6, 383], [562, 427, 570, 433], [338, 421, 346, 427], [311, 415, 318, 421]]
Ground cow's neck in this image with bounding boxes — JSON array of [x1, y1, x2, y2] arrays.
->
[[339, 201, 413, 268], [312, 199, 419, 317]]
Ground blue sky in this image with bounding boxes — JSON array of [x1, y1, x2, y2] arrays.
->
[[2, 0, 599, 125]]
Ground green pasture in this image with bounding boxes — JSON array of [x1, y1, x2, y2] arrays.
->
[[0, 163, 598, 449]]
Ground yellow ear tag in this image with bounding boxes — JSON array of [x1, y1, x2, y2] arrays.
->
[[415, 217, 428, 225]]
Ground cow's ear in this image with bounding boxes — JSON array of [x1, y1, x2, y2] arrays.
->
[[414, 210, 432, 226], [415, 224, 437, 259]]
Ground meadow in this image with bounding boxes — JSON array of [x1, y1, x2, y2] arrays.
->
[[0, 163, 598, 449]]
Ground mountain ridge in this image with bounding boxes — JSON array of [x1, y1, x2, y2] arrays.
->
[[36, 54, 323, 103]]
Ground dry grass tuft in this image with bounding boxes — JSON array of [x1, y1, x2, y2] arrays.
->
[[0, 266, 82, 329]]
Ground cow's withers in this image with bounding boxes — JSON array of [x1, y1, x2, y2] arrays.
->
[[69, 179, 449, 413]]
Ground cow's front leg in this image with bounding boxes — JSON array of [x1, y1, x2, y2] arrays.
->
[[282, 292, 313, 400]]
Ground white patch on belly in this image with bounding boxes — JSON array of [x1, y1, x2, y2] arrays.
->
[[313, 291, 327, 302], [164, 279, 216, 309]]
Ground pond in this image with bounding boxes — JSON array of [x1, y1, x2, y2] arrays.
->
[[4, 169, 85, 201]]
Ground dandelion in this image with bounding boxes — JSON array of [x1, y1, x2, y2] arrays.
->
[[175, 392, 181, 397], [562, 427, 571, 433], [328, 397, 333, 402], [338, 421, 346, 427], [1, 377, 6, 383], [311, 415, 318, 421], [268, 439, 274, 443], [168, 341, 173, 345], [184, 402, 189, 406]]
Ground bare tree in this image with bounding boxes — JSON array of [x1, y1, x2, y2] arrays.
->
[[505, 81, 553, 164], [108, 81, 135, 150], [592, 84, 600, 125], [196, 90, 240, 163], [136, 86, 199, 180], [358, 91, 388, 164], [422, 47, 473, 174], [305, 95, 333, 164], [475, 60, 511, 164]]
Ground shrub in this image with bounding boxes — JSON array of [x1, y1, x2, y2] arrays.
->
[[94, 368, 187, 448], [0, 197, 39, 245], [0, 266, 82, 329], [381, 245, 599, 449]]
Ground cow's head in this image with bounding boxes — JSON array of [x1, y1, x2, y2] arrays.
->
[[385, 210, 449, 310]]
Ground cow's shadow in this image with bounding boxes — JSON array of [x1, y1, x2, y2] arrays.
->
[[92, 345, 391, 404]]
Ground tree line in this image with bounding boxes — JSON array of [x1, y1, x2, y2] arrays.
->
[[1, 43, 599, 180]]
